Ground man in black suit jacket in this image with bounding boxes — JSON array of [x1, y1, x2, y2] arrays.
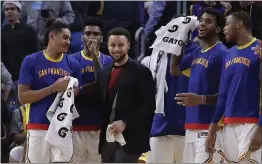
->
[[77, 27, 155, 163]]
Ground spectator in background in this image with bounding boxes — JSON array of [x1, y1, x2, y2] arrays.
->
[[1, 62, 12, 101], [2, 1, 38, 111], [20, 1, 75, 50], [239, 1, 262, 40], [100, 1, 143, 58], [1, 97, 12, 163], [220, 1, 262, 40], [143, 1, 177, 55], [9, 104, 29, 163]]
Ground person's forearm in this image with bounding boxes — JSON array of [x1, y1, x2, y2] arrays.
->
[[205, 93, 218, 105], [170, 54, 183, 76], [209, 123, 220, 134], [13, 133, 26, 145], [92, 52, 102, 80], [19, 86, 52, 105]]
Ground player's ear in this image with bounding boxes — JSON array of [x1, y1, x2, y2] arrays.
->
[[49, 32, 54, 41], [100, 36, 103, 43], [238, 21, 243, 29]]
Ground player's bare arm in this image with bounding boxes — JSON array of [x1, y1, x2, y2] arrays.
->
[[175, 93, 218, 107], [170, 46, 185, 76], [205, 123, 220, 154], [18, 77, 69, 105], [89, 39, 103, 79]]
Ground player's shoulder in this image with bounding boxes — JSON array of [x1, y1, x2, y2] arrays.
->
[[70, 51, 82, 61], [214, 43, 228, 56], [23, 51, 43, 64], [100, 52, 110, 58], [129, 58, 151, 73], [66, 54, 81, 66], [100, 52, 113, 66]]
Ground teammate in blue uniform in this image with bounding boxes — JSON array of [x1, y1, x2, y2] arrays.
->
[[143, 41, 198, 163], [18, 20, 82, 163], [171, 8, 227, 163], [71, 17, 113, 163], [206, 11, 261, 163]]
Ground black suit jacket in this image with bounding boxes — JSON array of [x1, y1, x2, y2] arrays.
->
[[76, 58, 156, 154]]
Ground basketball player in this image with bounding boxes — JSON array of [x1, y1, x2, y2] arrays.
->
[[72, 17, 113, 163], [206, 11, 261, 163], [18, 20, 82, 163], [143, 39, 198, 163], [171, 7, 227, 163]]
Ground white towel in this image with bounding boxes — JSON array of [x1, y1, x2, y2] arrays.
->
[[145, 16, 198, 115], [45, 76, 79, 162], [149, 49, 168, 115], [106, 124, 126, 146], [150, 16, 198, 55]]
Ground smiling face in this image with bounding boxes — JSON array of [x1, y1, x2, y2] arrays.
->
[[198, 13, 220, 40], [49, 28, 71, 53], [108, 35, 130, 63]]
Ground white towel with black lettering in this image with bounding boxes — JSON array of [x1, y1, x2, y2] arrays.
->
[[148, 49, 168, 115], [150, 16, 198, 55], [45, 76, 79, 162]]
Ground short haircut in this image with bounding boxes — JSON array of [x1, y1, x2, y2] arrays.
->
[[107, 27, 131, 42], [83, 16, 104, 32], [44, 19, 69, 46], [199, 7, 226, 29], [230, 11, 252, 31]]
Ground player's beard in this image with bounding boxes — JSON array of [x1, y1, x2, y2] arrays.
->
[[113, 53, 127, 63]]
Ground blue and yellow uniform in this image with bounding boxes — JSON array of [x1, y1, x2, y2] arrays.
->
[[180, 42, 228, 130], [18, 50, 82, 130], [72, 50, 113, 131]]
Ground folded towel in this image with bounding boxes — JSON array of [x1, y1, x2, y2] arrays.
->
[[106, 124, 126, 146]]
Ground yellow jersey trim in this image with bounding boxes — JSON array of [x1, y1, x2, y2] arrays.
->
[[81, 50, 101, 61], [237, 38, 256, 49], [201, 42, 221, 53], [181, 68, 191, 77], [43, 50, 63, 62]]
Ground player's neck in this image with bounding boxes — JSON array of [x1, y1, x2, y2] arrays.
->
[[236, 32, 254, 47], [202, 37, 219, 50], [8, 19, 19, 27], [45, 46, 62, 59]]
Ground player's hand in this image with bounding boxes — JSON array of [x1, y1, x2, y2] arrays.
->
[[175, 93, 203, 107], [74, 87, 79, 96], [220, 1, 232, 12], [252, 39, 262, 60], [205, 132, 216, 154], [249, 126, 262, 152], [88, 39, 99, 57], [51, 77, 70, 92], [109, 120, 126, 136]]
